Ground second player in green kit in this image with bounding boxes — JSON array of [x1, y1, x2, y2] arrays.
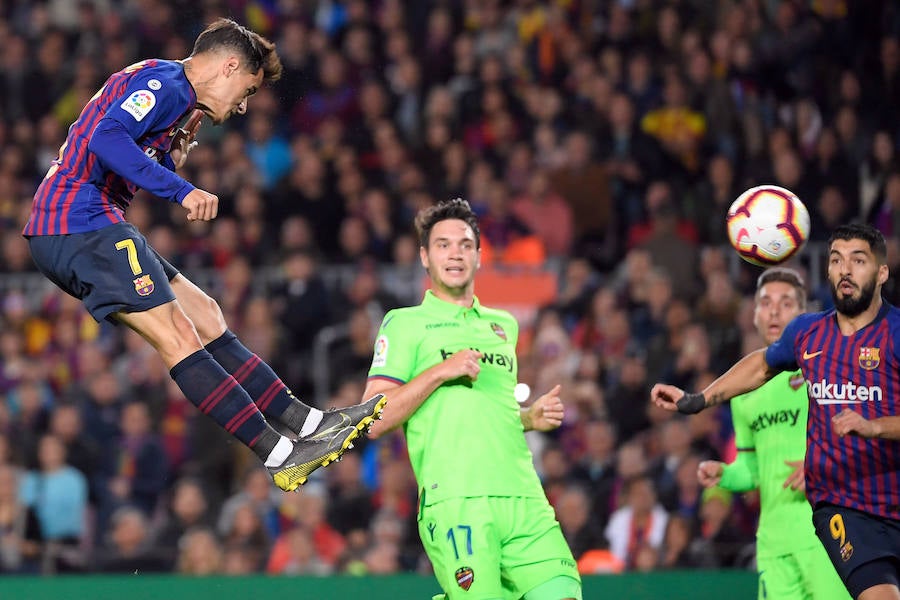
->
[[364, 199, 581, 600], [697, 268, 849, 600]]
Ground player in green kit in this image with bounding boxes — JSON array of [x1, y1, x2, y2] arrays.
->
[[363, 198, 581, 600], [696, 267, 849, 600]]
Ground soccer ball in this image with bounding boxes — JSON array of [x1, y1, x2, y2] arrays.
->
[[726, 185, 811, 267]]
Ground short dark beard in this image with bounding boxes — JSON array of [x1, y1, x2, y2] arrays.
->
[[830, 276, 877, 317]]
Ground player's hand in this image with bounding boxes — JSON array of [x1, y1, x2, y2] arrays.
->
[[441, 349, 482, 382], [525, 384, 564, 432], [697, 460, 724, 487], [650, 383, 685, 412], [182, 188, 219, 221], [170, 109, 203, 169], [832, 408, 880, 439], [783, 459, 805, 491]]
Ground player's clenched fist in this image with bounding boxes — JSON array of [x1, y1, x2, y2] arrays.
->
[[182, 189, 219, 221], [650, 383, 684, 411], [440, 349, 482, 382], [697, 460, 724, 487]]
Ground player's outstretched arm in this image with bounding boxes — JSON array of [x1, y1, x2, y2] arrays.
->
[[521, 384, 563, 432], [832, 409, 900, 440], [652, 348, 773, 414], [366, 349, 483, 439]]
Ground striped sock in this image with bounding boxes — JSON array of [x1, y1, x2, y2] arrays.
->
[[205, 331, 313, 432], [169, 349, 280, 460]]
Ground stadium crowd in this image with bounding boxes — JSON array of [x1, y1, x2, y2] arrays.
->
[[0, 0, 898, 578]]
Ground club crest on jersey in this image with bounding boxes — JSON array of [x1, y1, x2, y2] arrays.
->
[[120, 89, 156, 122], [133, 275, 154, 296], [858, 347, 880, 370], [455, 566, 474, 591], [371, 335, 388, 368], [841, 542, 854, 562], [490, 322, 507, 340], [789, 373, 805, 390]]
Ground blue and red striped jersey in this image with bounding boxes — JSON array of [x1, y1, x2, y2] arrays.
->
[[767, 303, 900, 519], [24, 59, 196, 236]]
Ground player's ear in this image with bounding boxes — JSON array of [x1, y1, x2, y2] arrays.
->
[[419, 246, 429, 270], [223, 55, 240, 76], [475, 247, 481, 270], [878, 263, 890, 286]]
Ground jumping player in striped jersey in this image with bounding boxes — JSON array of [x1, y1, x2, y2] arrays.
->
[[23, 18, 386, 492], [653, 224, 900, 600]]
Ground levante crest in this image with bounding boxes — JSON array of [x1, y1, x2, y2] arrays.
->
[[455, 566, 474, 591]]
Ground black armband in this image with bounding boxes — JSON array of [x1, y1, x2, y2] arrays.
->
[[676, 392, 707, 414]]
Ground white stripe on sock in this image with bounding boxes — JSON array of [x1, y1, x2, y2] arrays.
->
[[264, 436, 293, 467], [299, 409, 324, 438]]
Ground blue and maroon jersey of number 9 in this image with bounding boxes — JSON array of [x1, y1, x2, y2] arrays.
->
[[23, 59, 196, 236], [767, 304, 900, 520]]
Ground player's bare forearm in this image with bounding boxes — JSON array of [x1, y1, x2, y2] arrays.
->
[[652, 349, 776, 414], [870, 417, 900, 440], [364, 367, 448, 438], [834, 410, 900, 440], [702, 349, 775, 408], [367, 349, 482, 438]]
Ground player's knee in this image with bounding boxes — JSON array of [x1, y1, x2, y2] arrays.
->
[[169, 306, 204, 350], [192, 292, 228, 341]]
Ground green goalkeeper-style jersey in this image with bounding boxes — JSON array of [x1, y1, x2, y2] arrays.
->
[[721, 370, 818, 558], [367, 291, 546, 506]]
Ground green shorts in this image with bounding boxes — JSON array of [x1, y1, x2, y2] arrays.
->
[[417, 496, 581, 600], [757, 544, 851, 600]]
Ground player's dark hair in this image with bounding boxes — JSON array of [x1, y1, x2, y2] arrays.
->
[[415, 197, 481, 249], [757, 267, 807, 309], [191, 18, 282, 82], [828, 223, 887, 263]]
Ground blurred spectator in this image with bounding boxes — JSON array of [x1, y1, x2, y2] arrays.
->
[[628, 182, 701, 300], [175, 527, 223, 576], [46, 403, 99, 488], [218, 465, 281, 542], [275, 487, 346, 568], [478, 180, 546, 267], [510, 168, 574, 257], [556, 483, 607, 561], [658, 514, 716, 569], [94, 506, 170, 573], [220, 500, 271, 572], [266, 526, 332, 575], [154, 478, 214, 557], [690, 487, 752, 568], [291, 50, 358, 135], [0, 464, 42, 573], [245, 110, 292, 191], [19, 434, 88, 573], [604, 475, 669, 570], [640, 74, 707, 181], [270, 249, 332, 363], [96, 401, 168, 524]]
